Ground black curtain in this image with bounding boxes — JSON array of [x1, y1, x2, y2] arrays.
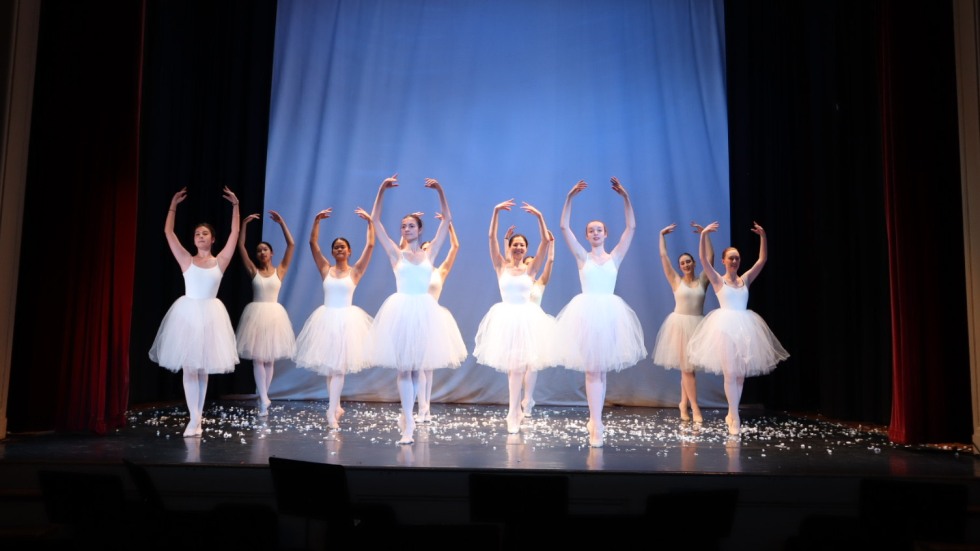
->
[[129, 0, 277, 405]]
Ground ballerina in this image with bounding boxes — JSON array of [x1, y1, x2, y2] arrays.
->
[[686, 221, 789, 435], [555, 178, 647, 447]]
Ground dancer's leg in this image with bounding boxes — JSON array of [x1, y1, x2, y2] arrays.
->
[[327, 374, 345, 429], [723, 370, 744, 435], [681, 371, 702, 423], [506, 368, 525, 433], [397, 370, 418, 444], [181, 369, 201, 437], [196, 373, 208, 431], [418, 369, 434, 422], [585, 370, 606, 447], [521, 369, 537, 416], [254, 360, 272, 415]]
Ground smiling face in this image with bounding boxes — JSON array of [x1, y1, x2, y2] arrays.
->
[[678, 253, 695, 275], [722, 247, 740, 273], [585, 221, 606, 247], [509, 235, 528, 262]]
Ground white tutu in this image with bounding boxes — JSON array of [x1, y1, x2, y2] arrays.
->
[[368, 292, 467, 371], [651, 313, 704, 372], [149, 296, 239, 374], [554, 293, 647, 372], [474, 302, 557, 372], [294, 305, 373, 376], [235, 302, 296, 362], [686, 308, 789, 377]]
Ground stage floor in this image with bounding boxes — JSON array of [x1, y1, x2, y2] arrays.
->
[[1, 399, 974, 478]]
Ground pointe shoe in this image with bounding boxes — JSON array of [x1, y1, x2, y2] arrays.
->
[[691, 406, 703, 424], [522, 399, 535, 418], [678, 403, 691, 422], [726, 415, 740, 435], [336, 405, 345, 422], [587, 420, 604, 447], [258, 399, 270, 417], [506, 413, 522, 434], [327, 410, 340, 431]]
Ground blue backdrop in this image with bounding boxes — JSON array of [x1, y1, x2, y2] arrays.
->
[[262, 0, 731, 408]]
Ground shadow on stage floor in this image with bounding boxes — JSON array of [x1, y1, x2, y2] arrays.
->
[[1, 400, 978, 550]]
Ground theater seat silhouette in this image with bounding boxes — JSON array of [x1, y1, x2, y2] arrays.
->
[[469, 472, 571, 547], [38, 469, 135, 549], [268, 456, 394, 548], [644, 488, 739, 550]]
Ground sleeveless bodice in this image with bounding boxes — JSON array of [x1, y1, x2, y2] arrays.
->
[[183, 264, 222, 299], [673, 281, 706, 315], [717, 283, 749, 310], [250, 272, 282, 303], [498, 271, 533, 304], [428, 269, 444, 300], [579, 258, 617, 294], [323, 272, 355, 308], [394, 256, 434, 295]]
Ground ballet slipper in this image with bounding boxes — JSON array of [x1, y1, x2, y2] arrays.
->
[[678, 402, 691, 422], [398, 415, 415, 445], [183, 421, 202, 438], [257, 399, 270, 417]]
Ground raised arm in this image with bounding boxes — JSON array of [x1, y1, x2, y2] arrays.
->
[[309, 208, 333, 279], [741, 221, 768, 286], [215, 186, 240, 272], [523, 202, 549, 278], [700, 221, 723, 291], [658, 224, 680, 288], [489, 199, 514, 272], [270, 210, 296, 281], [691, 220, 714, 286], [608, 177, 635, 266], [560, 180, 588, 267], [502, 225, 516, 264], [370, 173, 401, 264], [165, 187, 192, 272], [237, 213, 261, 278], [424, 178, 452, 260], [537, 230, 556, 286], [350, 207, 375, 284], [436, 214, 459, 280]]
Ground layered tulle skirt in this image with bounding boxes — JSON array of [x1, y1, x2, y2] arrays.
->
[[554, 293, 647, 372], [149, 296, 239, 374], [368, 292, 468, 371], [235, 301, 297, 362], [686, 308, 789, 377], [474, 302, 557, 372], [293, 305, 374, 375], [651, 312, 704, 372]]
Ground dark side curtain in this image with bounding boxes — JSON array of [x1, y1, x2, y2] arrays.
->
[[9, 0, 144, 433], [725, 0, 970, 444], [877, 1, 970, 444]]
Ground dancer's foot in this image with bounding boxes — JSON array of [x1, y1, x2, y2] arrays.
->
[[678, 402, 691, 422], [327, 408, 340, 430], [586, 420, 605, 447], [336, 405, 345, 422], [418, 408, 431, 424], [506, 412, 522, 434], [398, 415, 415, 444], [726, 414, 740, 435], [521, 399, 535, 418], [183, 421, 202, 438], [691, 405, 703, 424], [258, 399, 270, 417]]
